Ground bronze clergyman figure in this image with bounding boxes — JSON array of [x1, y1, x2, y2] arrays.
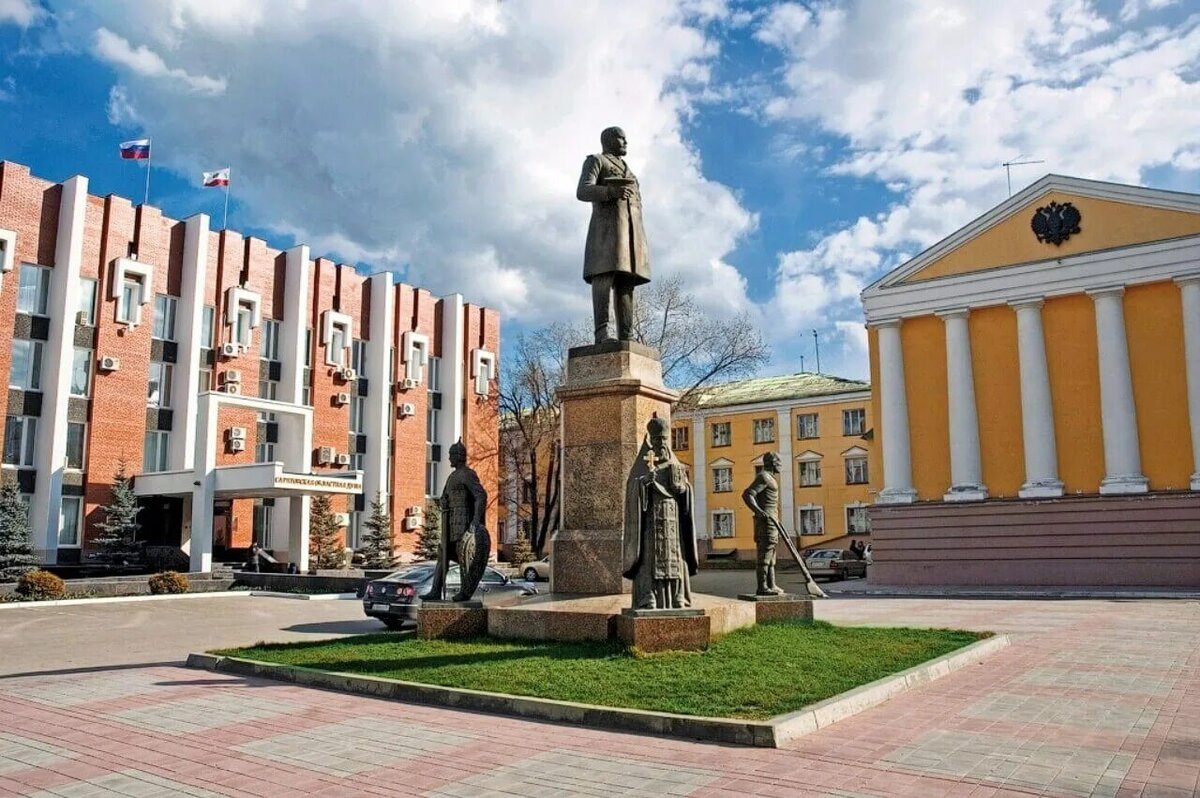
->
[[421, 439, 491, 603], [623, 416, 698, 610], [577, 126, 650, 344], [743, 452, 827, 599]]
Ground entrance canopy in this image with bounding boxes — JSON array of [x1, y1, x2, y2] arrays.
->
[[134, 462, 362, 500]]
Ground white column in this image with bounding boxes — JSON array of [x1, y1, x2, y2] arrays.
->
[[775, 407, 795, 525], [436, 293, 465, 493], [691, 416, 708, 537], [189, 393, 217, 572], [1090, 287, 1149, 494], [1011, 299, 1064, 498], [279, 245, 310, 404], [363, 273, 394, 508], [170, 214, 209, 470], [31, 175, 87, 562], [1175, 276, 1200, 490], [875, 320, 917, 503], [938, 309, 987, 501]]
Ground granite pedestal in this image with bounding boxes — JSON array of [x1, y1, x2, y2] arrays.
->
[[616, 608, 710, 653], [736, 593, 814, 623], [551, 341, 679, 595], [418, 600, 486, 639]]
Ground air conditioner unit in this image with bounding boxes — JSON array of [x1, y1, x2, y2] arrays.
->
[[222, 369, 242, 384], [335, 392, 351, 405], [335, 453, 352, 466], [404, 516, 422, 531], [399, 402, 416, 417], [222, 383, 241, 395], [220, 342, 240, 358], [317, 446, 335, 464], [98, 355, 120, 372], [227, 426, 247, 441], [339, 367, 357, 381], [333, 513, 350, 527], [399, 378, 419, 390], [228, 438, 246, 452], [405, 505, 422, 517], [75, 311, 89, 326]]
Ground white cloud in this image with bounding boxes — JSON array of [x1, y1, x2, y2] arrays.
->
[[76, 2, 756, 327], [758, 0, 1200, 378], [0, 0, 41, 27], [92, 28, 226, 95]]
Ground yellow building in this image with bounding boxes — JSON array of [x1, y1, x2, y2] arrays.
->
[[672, 373, 874, 557], [863, 174, 1200, 587]]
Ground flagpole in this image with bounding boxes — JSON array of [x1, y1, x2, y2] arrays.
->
[[143, 138, 152, 207], [223, 168, 231, 230]]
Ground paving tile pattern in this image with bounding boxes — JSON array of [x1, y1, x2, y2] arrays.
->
[[0, 598, 1195, 797]]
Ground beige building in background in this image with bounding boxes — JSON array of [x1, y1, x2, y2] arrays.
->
[[672, 373, 875, 557]]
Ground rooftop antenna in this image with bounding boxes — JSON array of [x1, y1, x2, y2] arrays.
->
[[812, 329, 821, 374], [1001, 155, 1045, 197]]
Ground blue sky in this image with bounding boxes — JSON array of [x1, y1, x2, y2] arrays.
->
[[1, 1, 1198, 381]]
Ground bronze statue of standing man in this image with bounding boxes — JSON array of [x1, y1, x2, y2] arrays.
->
[[421, 439, 490, 603], [577, 127, 650, 344], [743, 452, 827, 599]]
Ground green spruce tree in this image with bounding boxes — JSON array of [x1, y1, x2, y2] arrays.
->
[[93, 461, 143, 566], [360, 492, 395, 569], [508, 527, 534, 569], [417, 498, 442, 561], [0, 479, 37, 582], [308, 493, 344, 571]]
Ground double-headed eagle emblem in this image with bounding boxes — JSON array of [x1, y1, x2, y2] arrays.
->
[[1031, 201, 1082, 246]]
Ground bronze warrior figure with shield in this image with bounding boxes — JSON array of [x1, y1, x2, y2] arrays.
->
[[421, 439, 491, 603]]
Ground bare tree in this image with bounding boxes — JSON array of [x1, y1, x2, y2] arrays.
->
[[499, 281, 769, 554]]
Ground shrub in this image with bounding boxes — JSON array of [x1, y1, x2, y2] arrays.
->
[[16, 570, 66, 601], [143, 546, 190, 572], [0, 479, 37, 582], [148, 571, 190, 594], [509, 531, 534, 568]]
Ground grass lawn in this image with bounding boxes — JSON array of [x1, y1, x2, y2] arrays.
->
[[217, 621, 987, 720]]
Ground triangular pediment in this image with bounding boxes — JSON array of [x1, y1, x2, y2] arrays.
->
[[841, 445, 868, 458], [710, 457, 734, 468], [869, 175, 1200, 291], [795, 449, 823, 462]]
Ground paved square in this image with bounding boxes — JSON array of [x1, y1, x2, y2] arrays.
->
[[237, 717, 475, 775], [106, 692, 306, 734], [26, 769, 227, 797], [0, 732, 77, 775], [428, 749, 720, 797], [0, 672, 169, 707], [961, 690, 1159, 734]]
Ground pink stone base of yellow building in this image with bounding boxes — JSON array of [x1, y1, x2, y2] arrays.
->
[[868, 493, 1200, 588]]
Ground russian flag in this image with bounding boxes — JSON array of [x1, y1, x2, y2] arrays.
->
[[202, 168, 230, 187], [119, 139, 151, 160]]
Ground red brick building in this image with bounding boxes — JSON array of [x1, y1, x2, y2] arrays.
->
[[0, 161, 499, 571]]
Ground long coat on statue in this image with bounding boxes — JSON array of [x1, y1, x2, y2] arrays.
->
[[622, 438, 699, 609], [576, 152, 651, 284]]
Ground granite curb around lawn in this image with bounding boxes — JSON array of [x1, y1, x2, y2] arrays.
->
[[185, 633, 1009, 748], [0, 590, 253, 610]]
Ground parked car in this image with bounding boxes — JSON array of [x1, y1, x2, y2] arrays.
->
[[521, 555, 550, 582], [362, 563, 538, 629], [803, 548, 868, 581]]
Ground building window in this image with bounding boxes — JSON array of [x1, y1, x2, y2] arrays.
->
[[152, 294, 178, 341], [77, 277, 98, 326], [143, 430, 170, 473], [147, 362, 174, 408], [261, 319, 280, 361], [711, 421, 731, 447], [252, 500, 273, 547], [70, 348, 91, 397], [845, 456, 869, 485], [234, 304, 255, 349], [670, 425, 689, 451], [798, 460, 822, 487], [799, 507, 824, 536], [712, 466, 733, 493], [426, 460, 440, 497], [847, 505, 871, 535], [65, 422, 86, 470], [711, 511, 735, 539], [352, 339, 367, 373], [258, 379, 278, 400], [347, 510, 363, 549], [796, 413, 819, 439], [59, 497, 82, 547], [351, 396, 367, 434], [752, 417, 775, 444], [428, 355, 442, 392], [118, 277, 143, 324], [426, 355, 443, 497], [10, 339, 43, 390], [305, 328, 314, 366], [201, 305, 216, 348], [843, 408, 866, 436], [255, 440, 276, 463], [17, 264, 50, 316], [3, 416, 38, 466], [328, 326, 346, 368]]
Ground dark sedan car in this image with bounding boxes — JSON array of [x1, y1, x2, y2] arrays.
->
[[362, 563, 538, 629]]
